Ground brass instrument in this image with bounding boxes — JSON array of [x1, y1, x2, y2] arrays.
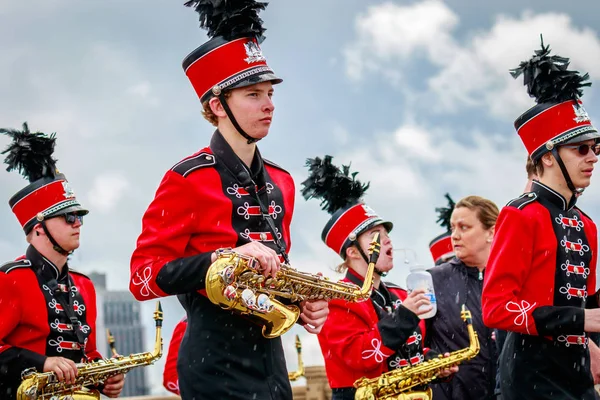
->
[[288, 335, 305, 381], [106, 329, 118, 357], [17, 302, 164, 400], [353, 305, 480, 400], [206, 233, 381, 338]]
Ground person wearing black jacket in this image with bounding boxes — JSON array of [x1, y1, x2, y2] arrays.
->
[[425, 195, 499, 400]]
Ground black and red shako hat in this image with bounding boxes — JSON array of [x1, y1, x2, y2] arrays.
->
[[512, 36, 600, 161], [182, 0, 282, 104], [322, 202, 392, 257], [429, 233, 452, 266], [302, 155, 392, 258], [2, 123, 88, 234], [429, 193, 455, 265]]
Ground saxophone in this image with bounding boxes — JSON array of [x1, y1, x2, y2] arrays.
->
[[106, 329, 118, 357], [17, 302, 164, 400], [353, 305, 480, 400], [206, 233, 381, 338], [288, 335, 305, 381]]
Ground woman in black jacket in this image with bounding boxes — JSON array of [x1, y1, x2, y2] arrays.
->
[[425, 195, 499, 400]]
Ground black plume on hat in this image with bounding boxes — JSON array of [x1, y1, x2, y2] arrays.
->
[[510, 34, 591, 104], [435, 193, 455, 232], [184, 0, 268, 42], [301, 155, 370, 215], [1, 122, 58, 183]]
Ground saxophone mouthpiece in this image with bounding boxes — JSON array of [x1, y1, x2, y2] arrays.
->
[[461, 304, 473, 324], [107, 329, 118, 357], [368, 232, 381, 265], [154, 301, 163, 327]]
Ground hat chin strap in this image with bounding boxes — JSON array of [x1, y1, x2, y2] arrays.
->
[[218, 93, 260, 144], [354, 242, 387, 277], [550, 148, 584, 196], [40, 221, 70, 256]]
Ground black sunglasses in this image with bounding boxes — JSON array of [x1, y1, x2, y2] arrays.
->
[[562, 143, 600, 156], [62, 213, 84, 225]]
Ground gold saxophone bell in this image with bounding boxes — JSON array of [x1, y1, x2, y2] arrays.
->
[[288, 335, 305, 381], [206, 232, 382, 338], [17, 302, 164, 400], [353, 305, 480, 400]]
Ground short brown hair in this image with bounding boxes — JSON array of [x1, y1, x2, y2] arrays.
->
[[455, 195, 499, 230], [201, 91, 232, 126], [526, 156, 537, 179]]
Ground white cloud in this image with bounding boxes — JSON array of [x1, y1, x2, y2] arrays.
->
[[394, 123, 441, 161], [429, 12, 600, 119], [344, 4, 600, 120], [344, 0, 458, 80], [291, 117, 527, 280], [87, 173, 130, 213]]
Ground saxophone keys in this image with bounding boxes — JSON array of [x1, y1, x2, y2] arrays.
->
[[241, 288, 258, 310], [223, 285, 238, 300], [257, 294, 274, 312], [219, 265, 236, 285]]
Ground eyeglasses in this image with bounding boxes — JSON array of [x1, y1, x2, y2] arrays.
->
[[562, 143, 600, 156], [62, 213, 84, 225]]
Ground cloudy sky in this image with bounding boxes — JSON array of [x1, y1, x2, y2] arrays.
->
[[2, 0, 600, 395]]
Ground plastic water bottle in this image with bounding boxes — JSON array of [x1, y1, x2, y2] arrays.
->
[[406, 264, 437, 319]]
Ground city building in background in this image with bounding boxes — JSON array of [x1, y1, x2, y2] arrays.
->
[[89, 272, 149, 397]]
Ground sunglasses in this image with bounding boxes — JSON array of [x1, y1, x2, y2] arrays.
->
[[562, 143, 600, 156], [62, 213, 84, 225]]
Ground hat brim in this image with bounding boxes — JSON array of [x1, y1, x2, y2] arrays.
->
[[355, 219, 394, 240], [47, 204, 89, 219], [339, 219, 393, 258], [562, 130, 600, 145], [228, 72, 283, 91]]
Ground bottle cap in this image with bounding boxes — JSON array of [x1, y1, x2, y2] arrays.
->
[[409, 263, 426, 272]]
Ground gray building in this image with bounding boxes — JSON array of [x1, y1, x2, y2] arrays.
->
[[89, 272, 149, 397]]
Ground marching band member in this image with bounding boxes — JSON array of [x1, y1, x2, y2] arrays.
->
[[302, 155, 456, 400], [129, 1, 328, 398], [428, 194, 456, 266], [0, 123, 124, 399], [163, 317, 186, 396], [483, 37, 600, 400]]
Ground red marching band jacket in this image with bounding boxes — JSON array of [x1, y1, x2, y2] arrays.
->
[[163, 317, 187, 395], [129, 134, 294, 301], [318, 269, 427, 389], [129, 131, 296, 399], [483, 182, 598, 338], [0, 246, 102, 397]]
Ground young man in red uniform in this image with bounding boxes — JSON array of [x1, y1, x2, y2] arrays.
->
[[0, 123, 124, 399], [129, 2, 328, 399], [163, 317, 186, 396], [302, 156, 456, 399], [482, 38, 600, 400]]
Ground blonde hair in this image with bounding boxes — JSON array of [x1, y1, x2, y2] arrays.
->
[[455, 195, 499, 230], [335, 261, 349, 274], [201, 91, 232, 126]]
